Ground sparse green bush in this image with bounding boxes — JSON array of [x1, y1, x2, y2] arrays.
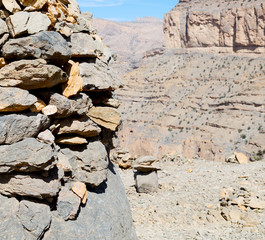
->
[[240, 134, 246, 139]]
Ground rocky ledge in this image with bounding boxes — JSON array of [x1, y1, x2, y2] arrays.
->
[[0, 0, 136, 239]]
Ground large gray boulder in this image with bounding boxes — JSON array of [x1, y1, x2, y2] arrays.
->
[[6, 11, 51, 37], [0, 113, 50, 144], [0, 194, 26, 240], [0, 170, 61, 199], [60, 141, 108, 187], [0, 86, 37, 112], [0, 138, 57, 173], [0, 59, 67, 89], [44, 163, 137, 240], [80, 61, 121, 91], [69, 33, 103, 57], [49, 93, 92, 118], [17, 199, 52, 240], [2, 31, 72, 64]]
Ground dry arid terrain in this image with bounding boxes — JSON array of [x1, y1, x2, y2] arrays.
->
[[118, 157, 265, 240], [117, 51, 265, 161], [93, 17, 164, 73], [112, 0, 265, 239]]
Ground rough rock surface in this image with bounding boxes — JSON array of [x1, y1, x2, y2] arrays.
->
[[60, 141, 109, 187], [0, 138, 56, 173], [0, 86, 37, 112], [0, 59, 67, 90], [164, 0, 265, 53], [0, 194, 26, 240], [0, 0, 135, 238], [44, 164, 137, 240], [69, 32, 104, 58], [17, 199, 52, 239], [57, 187, 81, 220], [88, 106, 121, 131], [0, 171, 61, 199], [2, 31, 72, 64], [80, 61, 121, 91], [49, 92, 92, 118], [55, 115, 101, 137], [6, 11, 51, 37], [0, 113, 50, 144]]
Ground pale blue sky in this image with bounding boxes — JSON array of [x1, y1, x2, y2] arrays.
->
[[76, 0, 178, 21]]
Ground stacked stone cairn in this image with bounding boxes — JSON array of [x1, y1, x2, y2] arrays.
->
[[110, 147, 135, 169], [0, 0, 137, 239], [133, 156, 161, 193]]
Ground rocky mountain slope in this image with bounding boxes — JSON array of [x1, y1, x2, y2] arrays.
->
[[116, 0, 265, 161], [164, 0, 264, 54], [0, 0, 136, 239], [93, 17, 164, 73], [117, 51, 265, 160]]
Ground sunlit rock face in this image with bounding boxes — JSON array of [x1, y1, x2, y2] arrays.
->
[[164, 0, 265, 54]]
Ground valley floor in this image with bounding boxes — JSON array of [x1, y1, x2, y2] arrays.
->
[[117, 158, 265, 240]]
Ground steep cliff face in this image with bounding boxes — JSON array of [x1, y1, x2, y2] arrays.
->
[[164, 0, 265, 53]]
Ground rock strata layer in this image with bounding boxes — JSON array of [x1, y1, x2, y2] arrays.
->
[[164, 0, 265, 54]]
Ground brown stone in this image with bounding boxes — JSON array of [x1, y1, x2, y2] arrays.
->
[[164, 1, 265, 53], [81, 189, 88, 204], [0, 59, 67, 90], [88, 107, 121, 131], [118, 160, 132, 169], [17, 0, 47, 11], [72, 181, 87, 199], [235, 152, 249, 164], [30, 98, 46, 113], [55, 136, 88, 145], [56, 116, 101, 137], [62, 60, 83, 98], [0, 58, 6, 68]]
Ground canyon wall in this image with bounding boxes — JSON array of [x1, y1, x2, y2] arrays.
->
[[164, 0, 265, 54], [0, 0, 136, 239], [116, 0, 265, 161]]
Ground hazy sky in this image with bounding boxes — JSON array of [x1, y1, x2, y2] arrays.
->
[[76, 0, 178, 21]]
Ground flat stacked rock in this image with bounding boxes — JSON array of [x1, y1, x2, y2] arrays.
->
[[133, 156, 160, 193], [0, 0, 136, 239]]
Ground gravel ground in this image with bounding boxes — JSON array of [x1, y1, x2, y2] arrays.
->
[[117, 158, 265, 240]]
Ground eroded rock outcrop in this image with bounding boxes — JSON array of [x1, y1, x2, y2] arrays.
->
[[164, 0, 265, 54], [0, 0, 136, 239]]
